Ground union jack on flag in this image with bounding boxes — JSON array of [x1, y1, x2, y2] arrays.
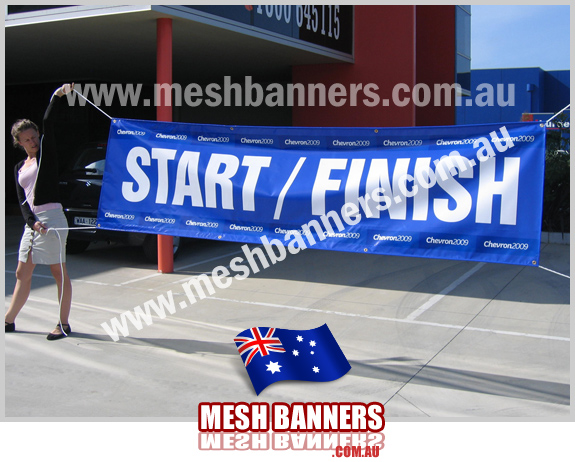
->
[[234, 327, 286, 366]]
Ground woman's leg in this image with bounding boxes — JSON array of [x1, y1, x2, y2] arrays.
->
[[5, 257, 36, 324], [49, 262, 72, 329]]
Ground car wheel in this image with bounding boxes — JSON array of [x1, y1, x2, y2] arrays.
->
[[142, 235, 181, 263], [66, 239, 91, 254]]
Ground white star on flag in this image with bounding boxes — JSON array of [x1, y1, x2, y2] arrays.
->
[[309, 340, 316, 347], [292, 350, 299, 356], [312, 366, 320, 373], [296, 335, 303, 342], [266, 361, 282, 374]]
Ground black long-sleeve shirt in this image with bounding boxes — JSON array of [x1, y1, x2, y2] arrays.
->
[[14, 94, 63, 229]]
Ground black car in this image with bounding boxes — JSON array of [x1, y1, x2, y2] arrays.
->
[[58, 142, 181, 262]]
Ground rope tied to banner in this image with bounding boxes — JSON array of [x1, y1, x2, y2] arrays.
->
[[545, 103, 570, 124], [538, 264, 570, 279], [44, 227, 99, 336], [73, 88, 114, 120], [538, 104, 570, 279]]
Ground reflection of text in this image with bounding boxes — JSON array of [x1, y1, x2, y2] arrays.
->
[[198, 432, 384, 452]]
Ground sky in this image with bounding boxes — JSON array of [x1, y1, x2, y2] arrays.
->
[[470, 4, 570, 70]]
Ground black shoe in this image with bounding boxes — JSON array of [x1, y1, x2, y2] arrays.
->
[[5, 322, 15, 333], [47, 323, 71, 341]]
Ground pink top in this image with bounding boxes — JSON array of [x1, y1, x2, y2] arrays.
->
[[18, 160, 61, 214]]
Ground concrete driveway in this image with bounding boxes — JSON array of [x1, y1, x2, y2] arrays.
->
[[4, 215, 569, 418]]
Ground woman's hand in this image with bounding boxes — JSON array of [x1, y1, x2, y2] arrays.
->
[[55, 83, 75, 98], [33, 221, 48, 234]]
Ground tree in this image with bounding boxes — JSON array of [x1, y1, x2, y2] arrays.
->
[[542, 111, 570, 233]]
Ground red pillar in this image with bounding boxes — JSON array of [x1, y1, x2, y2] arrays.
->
[[157, 17, 174, 273]]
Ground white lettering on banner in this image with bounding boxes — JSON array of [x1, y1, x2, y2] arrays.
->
[[434, 154, 474, 222], [122, 148, 272, 211], [145, 216, 176, 224], [473, 126, 515, 161], [104, 212, 135, 220], [365, 158, 410, 219], [185, 220, 218, 228], [426, 237, 469, 246], [383, 139, 422, 147], [241, 137, 274, 145], [285, 139, 321, 146], [117, 129, 146, 136], [484, 240, 529, 250], [197, 135, 230, 143], [437, 138, 477, 146], [373, 234, 412, 242], [230, 224, 264, 233], [309, 152, 519, 225], [152, 148, 177, 204], [241, 156, 272, 212], [274, 227, 311, 236], [412, 157, 433, 221], [156, 133, 187, 140], [344, 158, 366, 210], [122, 146, 151, 202], [323, 231, 360, 239], [312, 158, 348, 216], [205, 153, 239, 210], [120, 144, 521, 225], [173, 151, 203, 207], [476, 157, 520, 225], [333, 139, 371, 147]]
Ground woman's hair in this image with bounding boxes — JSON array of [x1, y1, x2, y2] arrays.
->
[[11, 119, 39, 149]]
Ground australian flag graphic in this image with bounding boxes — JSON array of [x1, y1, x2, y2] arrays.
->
[[234, 324, 351, 395]]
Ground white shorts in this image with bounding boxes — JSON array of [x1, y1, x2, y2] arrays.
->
[[18, 206, 69, 265]]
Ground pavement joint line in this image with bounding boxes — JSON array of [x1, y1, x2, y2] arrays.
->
[[15, 294, 568, 343], [205, 296, 570, 342], [24, 295, 242, 333], [171, 265, 234, 286], [167, 246, 266, 286], [404, 262, 485, 321], [5, 269, 123, 287], [174, 248, 254, 272], [8, 272, 570, 345], [118, 272, 162, 286], [5, 334, 134, 377], [5, 265, 234, 290], [117, 248, 252, 286], [395, 392, 431, 417], [5, 248, 249, 288]]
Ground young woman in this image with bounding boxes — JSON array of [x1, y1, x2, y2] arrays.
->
[[6, 83, 75, 340]]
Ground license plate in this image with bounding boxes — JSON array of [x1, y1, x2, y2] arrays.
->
[[74, 217, 97, 226]]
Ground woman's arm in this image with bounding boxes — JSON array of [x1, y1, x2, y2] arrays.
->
[[33, 83, 75, 207], [41, 83, 74, 161]]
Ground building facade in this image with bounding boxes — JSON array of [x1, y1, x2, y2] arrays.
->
[[456, 67, 570, 125], [5, 4, 468, 206]]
